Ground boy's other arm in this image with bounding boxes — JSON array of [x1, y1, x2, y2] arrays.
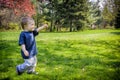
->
[[21, 44, 29, 56], [36, 24, 48, 32]]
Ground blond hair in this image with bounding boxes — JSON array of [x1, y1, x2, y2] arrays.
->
[[21, 17, 34, 29]]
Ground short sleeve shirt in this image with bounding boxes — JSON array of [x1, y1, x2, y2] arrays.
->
[[19, 30, 39, 59]]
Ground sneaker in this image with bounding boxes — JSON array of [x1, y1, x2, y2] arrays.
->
[[27, 71, 39, 75], [16, 66, 22, 75]]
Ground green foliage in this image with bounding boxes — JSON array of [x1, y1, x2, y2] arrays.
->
[[102, 5, 115, 22], [101, 0, 120, 29], [87, 1, 102, 26], [8, 22, 19, 30], [0, 29, 120, 80], [35, 0, 89, 32], [115, 10, 120, 29]]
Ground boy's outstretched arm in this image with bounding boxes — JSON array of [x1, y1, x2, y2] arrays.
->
[[36, 24, 48, 32]]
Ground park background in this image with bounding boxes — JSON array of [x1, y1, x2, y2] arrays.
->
[[0, 0, 120, 80]]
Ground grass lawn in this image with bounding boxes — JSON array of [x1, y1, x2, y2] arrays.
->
[[0, 29, 120, 80]]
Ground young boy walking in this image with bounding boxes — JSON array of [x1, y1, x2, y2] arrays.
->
[[16, 17, 48, 75]]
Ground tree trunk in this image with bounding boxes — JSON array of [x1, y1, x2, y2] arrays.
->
[[0, 21, 1, 27], [69, 20, 72, 32], [36, 15, 39, 28], [50, 18, 53, 32], [50, 5, 54, 32]]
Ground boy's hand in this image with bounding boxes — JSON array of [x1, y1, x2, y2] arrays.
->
[[43, 24, 48, 28], [24, 50, 29, 56], [37, 24, 48, 32], [21, 44, 29, 56]]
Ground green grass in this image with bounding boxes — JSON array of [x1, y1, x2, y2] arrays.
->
[[0, 29, 120, 80]]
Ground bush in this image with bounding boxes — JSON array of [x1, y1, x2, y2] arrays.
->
[[8, 22, 19, 30]]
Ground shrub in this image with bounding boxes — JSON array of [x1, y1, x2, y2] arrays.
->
[[8, 22, 19, 30]]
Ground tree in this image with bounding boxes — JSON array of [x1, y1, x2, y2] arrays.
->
[[0, 0, 36, 17], [87, 0, 102, 29], [114, 0, 120, 28], [101, 0, 120, 28], [37, 0, 89, 32], [55, 0, 88, 32], [0, 0, 36, 29], [102, 4, 114, 28]]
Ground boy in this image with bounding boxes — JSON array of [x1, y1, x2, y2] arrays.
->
[[16, 17, 48, 75]]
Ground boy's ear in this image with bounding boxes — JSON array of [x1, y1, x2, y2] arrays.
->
[[23, 24, 28, 28]]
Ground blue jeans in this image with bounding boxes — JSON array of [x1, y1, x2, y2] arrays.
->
[[17, 56, 37, 73]]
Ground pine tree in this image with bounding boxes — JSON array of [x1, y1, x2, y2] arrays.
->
[[114, 0, 120, 28], [87, 0, 102, 29], [115, 10, 120, 28]]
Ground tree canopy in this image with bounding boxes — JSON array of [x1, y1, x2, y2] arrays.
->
[[0, 0, 36, 16], [0, 0, 120, 31]]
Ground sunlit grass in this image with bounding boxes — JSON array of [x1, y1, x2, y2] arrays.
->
[[0, 29, 120, 80]]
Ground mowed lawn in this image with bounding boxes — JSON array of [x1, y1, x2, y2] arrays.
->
[[0, 29, 120, 80]]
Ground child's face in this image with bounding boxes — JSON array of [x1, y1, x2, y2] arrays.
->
[[26, 20, 35, 31]]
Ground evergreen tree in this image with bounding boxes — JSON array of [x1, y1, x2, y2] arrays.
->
[[115, 10, 120, 29], [114, 0, 120, 28], [87, 0, 102, 29], [60, 0, 88, 31], [101, 0, 120, 28]]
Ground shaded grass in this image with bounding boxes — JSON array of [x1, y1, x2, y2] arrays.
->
[[0, 29, 120, 80]]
